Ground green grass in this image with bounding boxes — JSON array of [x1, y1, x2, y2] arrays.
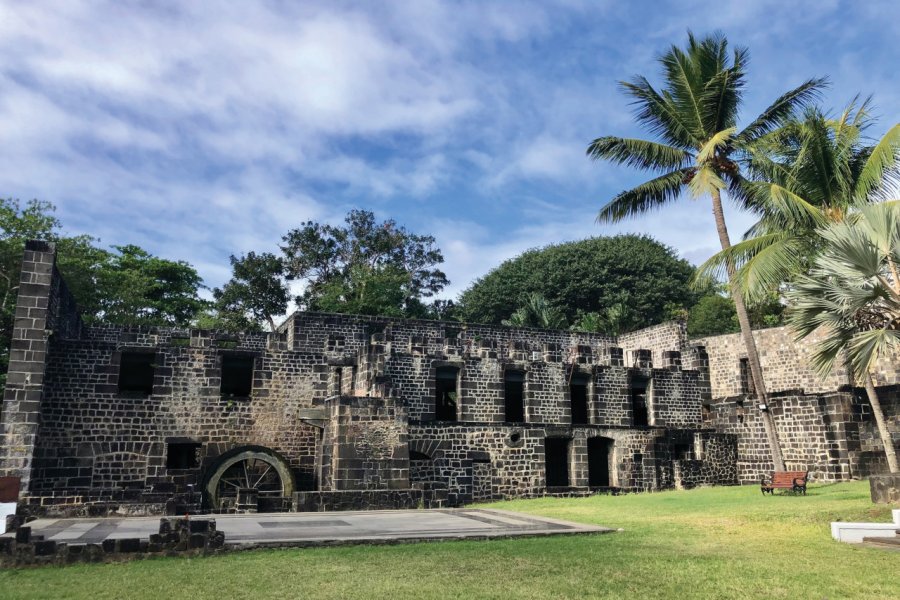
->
[[1, 482, 898, 599]]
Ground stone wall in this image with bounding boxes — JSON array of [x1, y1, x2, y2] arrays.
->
[[408, 424, 736, 503], [695, 326, 853, 398], [704, 387, 900, 483], [0, 242, 740, 513], [319, 396, 409, 491], [619, 321, 686, 368]]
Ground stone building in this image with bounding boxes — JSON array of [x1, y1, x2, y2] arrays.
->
[[0, 242, 739, 516], [0, 242, 896, 517]]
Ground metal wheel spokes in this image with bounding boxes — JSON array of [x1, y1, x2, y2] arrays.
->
[[215, 457, 284, 503]]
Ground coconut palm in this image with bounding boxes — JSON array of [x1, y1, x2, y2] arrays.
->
[[588, 32, 826, 470], [787, 202, 900, 472], [502, 292, 568, 330], [697, 99, 900, 302]]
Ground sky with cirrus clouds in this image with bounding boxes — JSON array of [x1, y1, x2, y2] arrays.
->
[[1, 0, 898, 301]]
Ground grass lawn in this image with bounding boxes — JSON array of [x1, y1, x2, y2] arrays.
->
[[1, 481, 898, 599]]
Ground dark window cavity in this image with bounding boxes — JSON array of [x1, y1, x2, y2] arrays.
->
[[166, 443, 200, 469], [221, 355, 255, 397], [674, 442, 694, 461], [588, 437, 614, 487], [570, 373, 589, 425], [504, 370, 525, 423], [739, 358, 755, 395], [435, 366, 459, 421], [118, 352, 155, 396], [631, 376, 649, 426], [544, 437, 570, 488]]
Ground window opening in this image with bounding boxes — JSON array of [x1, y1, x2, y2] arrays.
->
[[504, 370, 525, 422], [166, 443, 200, 469], [221, 354, 255, 398], [631, 375, 649, 426], [570, 373, 589, 425], [739, 358, 755, 395], [544, 437, 570, 488], [118, 352, 155, 396], [435, 366, 459, 421], [588, 437, 613, 487]]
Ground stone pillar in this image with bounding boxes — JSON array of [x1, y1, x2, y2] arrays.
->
[[0, 242, 59, 494]]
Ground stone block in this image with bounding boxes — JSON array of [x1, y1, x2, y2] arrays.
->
[[33, 540, 57, 556], [15, 526, 31, 543], [870, 474, 900, 504]]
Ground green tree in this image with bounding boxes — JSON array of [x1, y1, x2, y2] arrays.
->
[[698, 99, 900, 301], [458, 235, 695, 329], [94, 245, 206, 327], [501, 293, 568, 329], [687, 294, 738, 337], [211, 252, 289, 332], [0, 199, 206, 390], [587, 32, 824, 470], [787, 202, 900, 472], [281, 209, 448, 317]]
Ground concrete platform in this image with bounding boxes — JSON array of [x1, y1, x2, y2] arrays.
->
[[0, 508, 612, 548], [831, 509, 900, 544]]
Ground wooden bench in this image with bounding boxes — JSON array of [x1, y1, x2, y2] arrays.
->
[[761, 471, 808, 495]]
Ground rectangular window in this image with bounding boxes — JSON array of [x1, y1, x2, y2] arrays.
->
[[221, 355, 255, 397], [118, 352, 155, 396], [631, 376, 649, 427], [739, 358, 755, 395], [166, 443, 200, 469], [435, 367, 459, 421], [504, 370, 525, 422], [570, 374, 589, 425]]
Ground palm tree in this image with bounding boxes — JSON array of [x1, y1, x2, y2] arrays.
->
[[787, 202, 900, 472], [588, 32, 826, 471], [696, 99, 900, 302], [502, 293, 568, 329]]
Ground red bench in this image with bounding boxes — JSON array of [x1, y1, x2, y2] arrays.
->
[[761, 471, 808, 495]]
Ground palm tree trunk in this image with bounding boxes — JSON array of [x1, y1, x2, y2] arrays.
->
[[710, 189, 787, 472], [864, 373, 899, 473]]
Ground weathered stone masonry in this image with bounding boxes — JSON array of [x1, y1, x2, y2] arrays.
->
[[0, 242, 738, 515]]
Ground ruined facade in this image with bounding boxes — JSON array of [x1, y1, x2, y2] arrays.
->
[[0, 242, 896, 517]]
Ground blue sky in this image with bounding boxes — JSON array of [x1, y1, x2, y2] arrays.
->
[[1, 0, 898, 301]]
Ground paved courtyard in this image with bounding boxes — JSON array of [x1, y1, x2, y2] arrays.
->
[[3, 508, 611, 547]]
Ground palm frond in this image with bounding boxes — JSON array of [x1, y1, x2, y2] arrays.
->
[[688, 165, 725, 198], [619, 78, 699, 149], [735, 78, 828, 145], [697, 127, 737, 163], [586, 137, 692, 171], [596, 169, 689, 223], [756, 182, 830, 230], [854, 123, 900, 202], [846, 328, 900, 379]]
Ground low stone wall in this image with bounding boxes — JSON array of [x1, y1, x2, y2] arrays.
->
[[0, 517, 225, 568], [292, 489, 448, 512]]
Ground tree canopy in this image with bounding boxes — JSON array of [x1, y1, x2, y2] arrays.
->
[[281, 209, 448, 318], [457, 235, 695, 331], [0, 198, 207, 388]]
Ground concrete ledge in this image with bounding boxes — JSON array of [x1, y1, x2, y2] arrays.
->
[[831, 521, 898, 543]]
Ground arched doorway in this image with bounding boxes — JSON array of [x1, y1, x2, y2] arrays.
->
[[203, 445, 295, 512]]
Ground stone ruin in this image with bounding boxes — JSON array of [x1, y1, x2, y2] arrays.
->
[[0, 241, 897, 519]]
